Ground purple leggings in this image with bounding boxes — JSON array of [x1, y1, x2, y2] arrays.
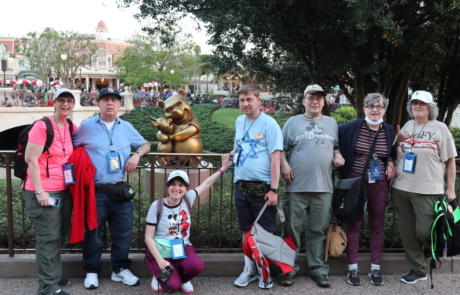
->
[[346, 172, 388, 265], [145, 245, 204, 292]]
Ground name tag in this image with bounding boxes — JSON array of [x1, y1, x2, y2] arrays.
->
[[107, 152, 122, 172], [403, 153, 417, 173], [233, 146, 242, 166], [171, 238, 187, 260], [369, 160, 382, 180], [62, 163, 76, 185]]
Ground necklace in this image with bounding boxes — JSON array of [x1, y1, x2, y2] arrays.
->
[[241, 111, 262, 143], [53, 115, 67, 159]]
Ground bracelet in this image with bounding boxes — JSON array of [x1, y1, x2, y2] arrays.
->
[[218, 168, 225, 175], [388, 165, 395, 169]]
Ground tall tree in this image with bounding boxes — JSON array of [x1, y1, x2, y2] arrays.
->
[[121, 0, 460, 127], [115, 24, 198, 88], [21, 31, 60, 83]]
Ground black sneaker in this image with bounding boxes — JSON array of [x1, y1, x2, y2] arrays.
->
[[310, 274, 331, 288], [58, 278, 70, 287], [423, 247, 432, 259], [53, 290, 70, 295], [347, 269, 361, 286], [400, 270, 427, 284], [279, 274, 294, 286], [368, 269, 383, 286]]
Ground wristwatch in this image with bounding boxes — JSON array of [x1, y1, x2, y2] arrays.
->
[[35, 189, 44, 195], [136, 151, 142, 157], [269, 188, 279, 194]]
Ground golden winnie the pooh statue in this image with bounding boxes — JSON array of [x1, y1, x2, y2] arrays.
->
[[150, 89, 203, 166]]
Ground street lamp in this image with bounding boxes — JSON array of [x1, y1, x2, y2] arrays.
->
[[60, 54, 68, 87], [1, 45, 14, 87]]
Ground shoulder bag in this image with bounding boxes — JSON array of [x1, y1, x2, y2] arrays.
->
[[332, 126, 381, 222]]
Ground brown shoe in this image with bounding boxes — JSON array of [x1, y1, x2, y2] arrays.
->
[[279, 274, 294, 286]]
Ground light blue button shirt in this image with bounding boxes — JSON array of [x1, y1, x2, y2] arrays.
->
[[73, 114, 146, 184]]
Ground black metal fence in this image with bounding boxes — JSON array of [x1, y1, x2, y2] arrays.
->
[[2, 151, 457, 257]]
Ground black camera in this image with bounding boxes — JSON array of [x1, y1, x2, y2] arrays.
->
[[157, 265, 173, 283]]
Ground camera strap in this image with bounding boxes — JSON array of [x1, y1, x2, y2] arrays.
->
[[154, 268, 172, 294]]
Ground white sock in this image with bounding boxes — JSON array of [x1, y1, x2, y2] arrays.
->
[[348, 264, 358, 271], [244, 255, 254, 267], [371, 264, 380, 271]]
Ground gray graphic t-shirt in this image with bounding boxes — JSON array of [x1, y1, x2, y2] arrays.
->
[[282, 115, 338, 193]]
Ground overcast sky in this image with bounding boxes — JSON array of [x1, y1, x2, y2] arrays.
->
[[1, 0, 214, 54]]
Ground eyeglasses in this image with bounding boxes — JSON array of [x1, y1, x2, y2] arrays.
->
[[55, 98, 75, 105], [306, 97, 323, 102], [365, 105, 385, 110]]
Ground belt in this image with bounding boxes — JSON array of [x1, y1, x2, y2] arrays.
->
[[95, 182, 124, 189], [355, 152, 386, 161]]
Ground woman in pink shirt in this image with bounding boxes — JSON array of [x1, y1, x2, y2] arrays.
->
[[23, 88, 77, 295]]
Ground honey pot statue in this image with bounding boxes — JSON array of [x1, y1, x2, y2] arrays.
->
[[150, 89, 203, 166]]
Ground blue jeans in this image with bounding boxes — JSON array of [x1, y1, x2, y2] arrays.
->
[[83, 192, 133, 273]]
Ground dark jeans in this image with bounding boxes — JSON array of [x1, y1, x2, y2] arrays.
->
[[83, 192, 133, 273]]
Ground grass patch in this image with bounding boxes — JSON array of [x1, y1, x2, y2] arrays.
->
[[0, 178, 22, 185], [211, 109, 242, 130]]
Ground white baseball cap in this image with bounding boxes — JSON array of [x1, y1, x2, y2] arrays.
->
[[304, 84, 326, 97], [410, 90, 434, 104], [167, 170, 189, 184]]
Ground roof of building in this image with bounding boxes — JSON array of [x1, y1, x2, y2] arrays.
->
[[96, 20, 108, 31]]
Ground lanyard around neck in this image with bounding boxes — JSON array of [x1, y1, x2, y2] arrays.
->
[[100, 117, 117, 152]]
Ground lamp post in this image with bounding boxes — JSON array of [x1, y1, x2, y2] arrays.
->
[[1, 46, 13, 87], [60, 53, 68, 87]]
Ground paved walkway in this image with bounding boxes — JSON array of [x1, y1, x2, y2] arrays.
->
[[3, 273, 460, 295]]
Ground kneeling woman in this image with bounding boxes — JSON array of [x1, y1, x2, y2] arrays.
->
[[145, 154, 231, 293]]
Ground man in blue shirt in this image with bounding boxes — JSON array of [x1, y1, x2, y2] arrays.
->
[[73, 87, 150, 290], [231, 84, 283, 289]]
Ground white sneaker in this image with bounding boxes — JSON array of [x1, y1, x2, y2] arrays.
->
[[258, 271, 273, 289], [150, 276, 163, 292], [84, 273, 99, 289], [111, 268, 140, 286], [180, 281, 194, 294], [234, 265, 257, 287]]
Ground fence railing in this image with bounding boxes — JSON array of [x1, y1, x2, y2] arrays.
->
[[3, 151, 458, 257]]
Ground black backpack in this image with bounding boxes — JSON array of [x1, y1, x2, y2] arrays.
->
[[13, 117, 73, 181], [428, 197, 460, 288]]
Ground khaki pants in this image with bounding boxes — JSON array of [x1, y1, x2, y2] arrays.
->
[[391, 187, 441, 274], [23, 189, 72, 295], [282, 192, 332, 276]]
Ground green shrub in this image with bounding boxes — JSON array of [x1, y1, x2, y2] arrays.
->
[[450, 127, 460, 157], [332, 106, 357, 124]]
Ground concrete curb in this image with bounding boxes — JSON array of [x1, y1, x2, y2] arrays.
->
[[0, 253, 458, 278]]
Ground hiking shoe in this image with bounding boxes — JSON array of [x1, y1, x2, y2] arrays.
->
[[347, 269, 361, 286], [258, 272, 273, 289], [279, 274, 294, 286], [53, 290, 70, 295], [310, 274, 331, 288], [234, 265, 257, 287], [111, 268, 140, 286], [58, 278, 70, 287], [150, 276, 163, 292], [84, 273, 99, 289], [423, 246, 432, 259], [400, 270, 427, 284], [368, 269, 384, 286], [180, 281, 194, 293]]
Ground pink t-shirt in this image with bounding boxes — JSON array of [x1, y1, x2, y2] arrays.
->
[[24, 116, 77, 191]]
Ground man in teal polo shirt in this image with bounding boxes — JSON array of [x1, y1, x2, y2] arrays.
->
[[73, 87, 150, 290]]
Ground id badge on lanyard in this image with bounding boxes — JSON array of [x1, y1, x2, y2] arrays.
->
[[62, 163, 76, 185], [403, 153, 417, 173], [171, 238, 187, 260], [233, 146, 242, 166], [369, 159, 382, 180], [108, 151, 122, 172]]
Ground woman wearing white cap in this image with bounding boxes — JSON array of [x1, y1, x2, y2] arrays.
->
[[145, 154, 232, 293], [391, 91, 457, 284]]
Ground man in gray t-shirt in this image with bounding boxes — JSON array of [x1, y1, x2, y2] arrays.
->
[[279, 84, 344, 288]]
